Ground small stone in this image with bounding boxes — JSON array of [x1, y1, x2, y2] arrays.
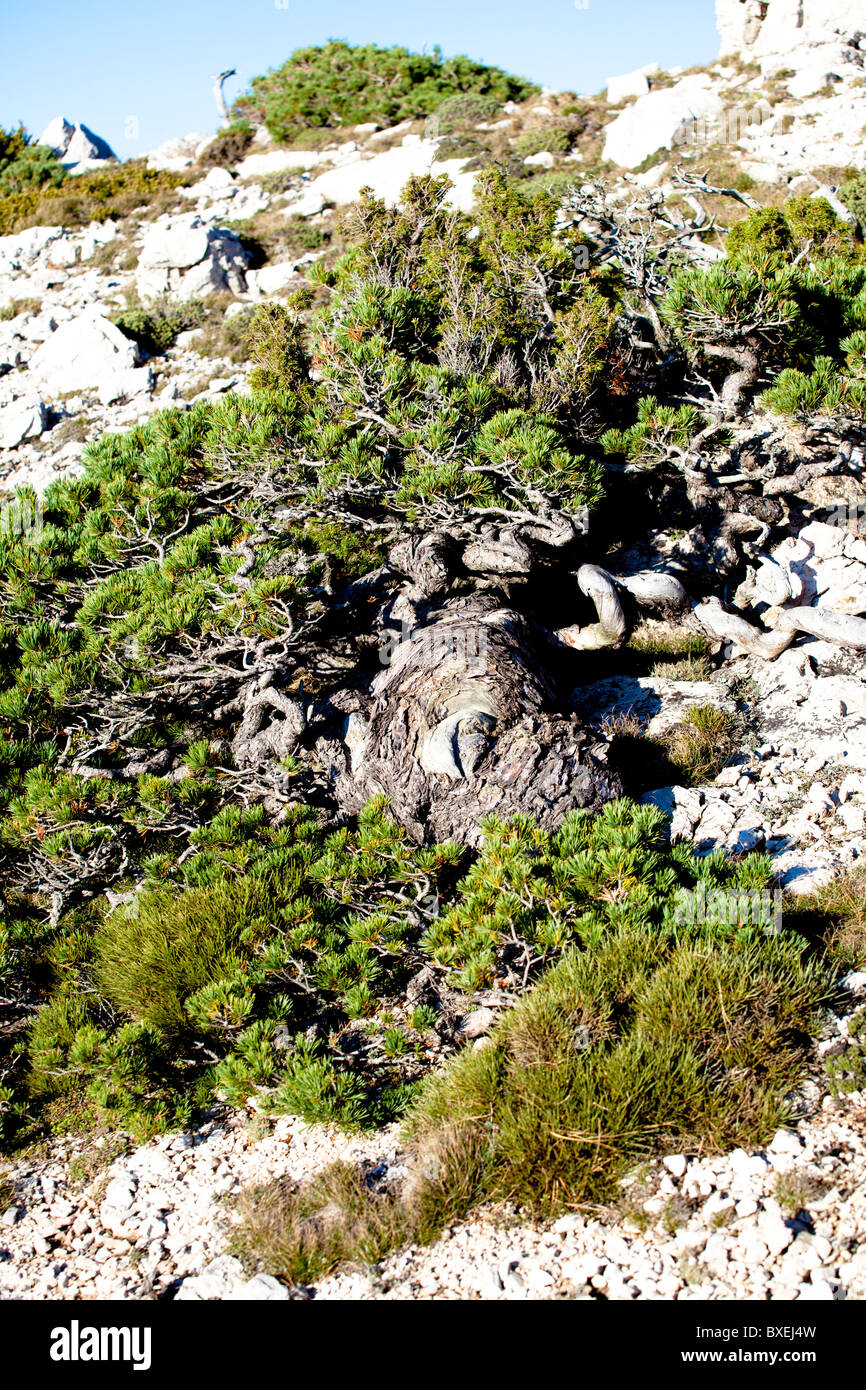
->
[[478, 1263, 504, 1297], [663, 1154, 687, 1178], [759, 1214, 794, 1257], [769, 1129, 802, 1155]]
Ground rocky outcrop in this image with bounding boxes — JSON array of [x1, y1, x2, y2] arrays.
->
[[136, 212, 251, 300], [602, 74, 727, 169], [716, 0, 865, 63], [280, 134, 479, 214], [37, 116, 118, 173], [606, 63, 661, 105]]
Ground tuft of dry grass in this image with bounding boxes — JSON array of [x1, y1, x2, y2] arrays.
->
[[230, 1162, 410, 1286], [664, 705, 738, 785], [811, 865, 866, 970]]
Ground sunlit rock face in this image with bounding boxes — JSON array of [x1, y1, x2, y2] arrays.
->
[[716, 0, 865, 63]]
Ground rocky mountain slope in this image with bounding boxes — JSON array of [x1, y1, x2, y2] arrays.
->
[[1, 14, 866, 1302]]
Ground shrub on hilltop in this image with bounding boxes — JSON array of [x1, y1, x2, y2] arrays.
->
[[234, 41, 538, 144]]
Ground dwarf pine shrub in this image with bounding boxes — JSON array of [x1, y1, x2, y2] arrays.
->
[[662, 198, 866, 412], [840, 173, 866, 236], [761, 332, 866, 419], [234, 41, 538, 144]]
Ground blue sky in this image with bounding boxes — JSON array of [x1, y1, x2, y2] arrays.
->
[[1, 0, 718, 155]]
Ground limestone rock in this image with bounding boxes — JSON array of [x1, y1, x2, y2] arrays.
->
[[37, 116, 117, 165], [715, 0, 865, 65], [0, 393, 48, 449], [29, 311, 139, 395], [602, 75, 726, 169], [136, 213, 250, 300], [607, 63, 660, 104]]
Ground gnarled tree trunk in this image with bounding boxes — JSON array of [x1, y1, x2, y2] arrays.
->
[[314, 595, 622, 844]]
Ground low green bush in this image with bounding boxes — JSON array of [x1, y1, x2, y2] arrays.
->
[[198, 120, 255, 170], [514, 125, 573, 158], [839, 173, 866, 236], [112, 297, 204, 357], [431, 92, 502, 134], [234, 41, 538, 144]]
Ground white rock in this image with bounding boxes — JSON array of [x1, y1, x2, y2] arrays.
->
[[729, 1148, 770, 1180], [0, 226, 65, 277], [607, 64, 660, 105], [38, 116, 116, 164], [29, 312, 138, 395], [38, 116, 74, 155], [663, 1154, 687, 1178], [769, 1129, 802, 1155], [758, 1213, 794, 1257], [787, 69, 840, 99], [174, 1254, 248, 1300], [248, 261, 299, 296], [62, 124, 117, 166], [716, 0, 864, 64], [523, 151, 555, 169], [0, 394, 48, 449], [97, 365, 154, 405], [739, 160, 783, 183], [285, 136, 478, 215], [138, 216, 210, 271], [226, 1273, 290, 1300], [798, 1278, 835, 1300], [459, 1007, 496, 1039], [237, 149, 331, 179], [136, 215, 249, 300], [602, 75, 726, 170]]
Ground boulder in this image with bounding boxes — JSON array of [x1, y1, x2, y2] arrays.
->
[[136, 214, 249, 300], [607, 63, 660, 104], [138, 216, 210, 271], [144, 133, 208, 172], [751, 522, 866, 616], [602, 74, 726, 169], [98, 365, 155, 405], [28, 311, 139, 395], [0, 393, 48, 449], [248, 261, 301, 296]]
